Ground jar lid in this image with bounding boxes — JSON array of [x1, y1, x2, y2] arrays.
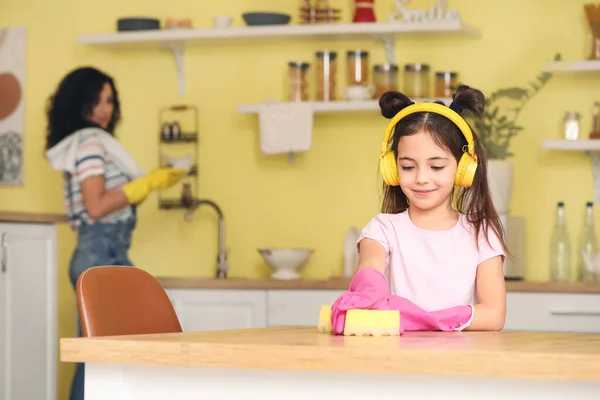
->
[[374, 63, 399, 72], [404, 63, 430, 71], [316, 50, 338, 60], [563, 111, 581, 120], [347, 49, 369, 57], [288, 61, 310, 69], [435, 71, 458, 77]]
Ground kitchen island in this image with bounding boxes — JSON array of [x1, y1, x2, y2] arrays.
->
[[60, 327, 600, 399]]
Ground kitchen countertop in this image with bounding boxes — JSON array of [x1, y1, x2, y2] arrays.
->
[[0, 211, 68, 224], [156, 276, 600, 294], [60, 326, 600, 381]]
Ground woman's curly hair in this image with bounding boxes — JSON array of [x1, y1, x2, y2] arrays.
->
[[45, 66, 121, 149]]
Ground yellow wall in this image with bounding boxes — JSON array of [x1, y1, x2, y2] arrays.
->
[[1, 0, 598, 398]]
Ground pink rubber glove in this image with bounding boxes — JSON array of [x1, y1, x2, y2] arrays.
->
[[330, 268, 389, 334], [384, 296, 474, 333], [331, 268, 474, 335]]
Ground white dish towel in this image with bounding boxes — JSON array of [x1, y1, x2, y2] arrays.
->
[[257, 102, 313, 157]]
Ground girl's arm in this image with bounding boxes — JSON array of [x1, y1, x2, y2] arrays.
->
[[465, 255, 506, 331], [356, 238, 387, 276], [81, 175, 130, 221]]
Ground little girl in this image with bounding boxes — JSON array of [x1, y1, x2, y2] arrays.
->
[[331, 85, 509, 335]]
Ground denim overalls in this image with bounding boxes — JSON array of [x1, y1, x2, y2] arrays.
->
[[68, 210, 137, 400]]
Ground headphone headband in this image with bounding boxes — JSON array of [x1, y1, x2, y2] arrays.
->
[[381, 102, 476, 160]]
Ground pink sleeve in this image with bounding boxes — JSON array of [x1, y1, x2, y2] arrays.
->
[[356, 213, 392, 256], [477, 225, 506, 265]]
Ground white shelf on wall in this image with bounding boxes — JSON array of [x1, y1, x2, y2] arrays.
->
[[237, 98, 453, 114], [77, 21, 480, 95], [543, 60, 600, 72], [542, 139, 600, 204], [78, 21, 480, 46], [542, 139, 600, 151]]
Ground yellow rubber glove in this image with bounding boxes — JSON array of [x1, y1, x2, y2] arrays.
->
[[122, 168, 186, 205]]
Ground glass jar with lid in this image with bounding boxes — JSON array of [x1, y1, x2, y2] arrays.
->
[[435, 71, 459, 98], [403, 63, 430, 98], [315, 50, 337, 101], [373, 63, 399, 99], [346, 49, 369, 86], [288, 61, 310, 102]]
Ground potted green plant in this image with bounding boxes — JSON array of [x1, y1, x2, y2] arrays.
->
[[465, 53, 560, 221]]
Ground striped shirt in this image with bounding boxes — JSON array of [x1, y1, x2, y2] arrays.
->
[[63, 130, 134, 229]]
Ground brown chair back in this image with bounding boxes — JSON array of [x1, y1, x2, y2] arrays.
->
[[76, 266, 182, 337]]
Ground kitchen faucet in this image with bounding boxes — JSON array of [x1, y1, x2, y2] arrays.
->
[[184, 199, 229, 279]]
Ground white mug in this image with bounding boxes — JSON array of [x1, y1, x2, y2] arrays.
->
[[213, 15, 232, 28], [345, 84, 375, 101]]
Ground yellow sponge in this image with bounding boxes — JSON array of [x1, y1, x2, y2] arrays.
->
[[343, 309, 400, 336], [317, 305, 332, 333]]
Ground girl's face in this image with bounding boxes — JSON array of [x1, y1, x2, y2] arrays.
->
[[396, 130, 458, 212], [87, 82, 114, 129]]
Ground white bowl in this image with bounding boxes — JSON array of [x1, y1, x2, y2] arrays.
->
[[258, 248, 314, 280]]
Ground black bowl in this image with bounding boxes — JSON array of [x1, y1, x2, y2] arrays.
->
[[242, 12, 291, 26], [117, 17, 160, 32]]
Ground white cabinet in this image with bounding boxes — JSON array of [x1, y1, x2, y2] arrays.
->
[[0, 222, 57, 400], [162, 288, 600, 334], [268, 290, 343, 327], [504, 292, 600, 333], [165, 289, 268, 331]]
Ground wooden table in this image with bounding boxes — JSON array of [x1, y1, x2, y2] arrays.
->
[[60, 327, 600, 399]]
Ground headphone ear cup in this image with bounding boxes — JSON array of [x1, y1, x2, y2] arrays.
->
[[379, 152, 400, 186], [455, 153, 478, 188]]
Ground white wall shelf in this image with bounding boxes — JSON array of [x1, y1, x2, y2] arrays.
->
[[78, 21, 480, 46], [237, 98, 452, 114], [542, 139, 600, 151], [542, 139, 600, 203], [543, 60, 600, 72], [78, 21, 480, 95]]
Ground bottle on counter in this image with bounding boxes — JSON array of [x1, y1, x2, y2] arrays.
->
[[181, 183, 193, 208], [161, 122, 172, 141], [549, 201, 572, 282], [578, 201, 598, 282], [171, 121, 181, 140]]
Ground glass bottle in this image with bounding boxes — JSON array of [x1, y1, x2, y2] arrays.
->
[[403, 63, 430, 98], [181, 183, 193, 208], [562, 111, 581, 140], [550, 202, 572, 282], [373, 63, 398, 99], [434, 71, 458, 98], [288, 61, 310, 102], [346, 49, 369, 86], [578, 201, 598, 282], [315, 50, 337, 101]]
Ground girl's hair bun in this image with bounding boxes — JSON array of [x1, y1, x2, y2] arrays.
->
[[451, 85, 485, 117], [379, 91, 414, 119]]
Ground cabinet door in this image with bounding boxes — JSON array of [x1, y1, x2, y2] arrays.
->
[[267, 290, 344, 327], [0, 223, 57, 400], [505, 292, 600, 333], [0, 232, 6, 400], [165, 289, 268, 331]]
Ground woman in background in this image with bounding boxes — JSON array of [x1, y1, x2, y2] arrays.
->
[[44, 66, 184, 400]]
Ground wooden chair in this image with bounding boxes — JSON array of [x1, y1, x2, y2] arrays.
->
[[76, 266, 182, 337]]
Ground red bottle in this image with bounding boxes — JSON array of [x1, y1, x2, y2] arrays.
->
[[353, 0, 376, 23]]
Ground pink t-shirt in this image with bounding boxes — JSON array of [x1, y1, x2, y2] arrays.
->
[[357, 211, 505, 311]]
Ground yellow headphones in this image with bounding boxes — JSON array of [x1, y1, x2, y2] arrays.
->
[[379, 102, 478, 188]]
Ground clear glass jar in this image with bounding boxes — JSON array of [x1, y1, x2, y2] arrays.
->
[[288, 61, 310, 102], [403, 63, 430, 98], [435, 71, 458, 98], [563, 111, 581, 140], [316, 50, 337, 101], [346, 49, 369, 86], [373, 63, 398, 99]]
